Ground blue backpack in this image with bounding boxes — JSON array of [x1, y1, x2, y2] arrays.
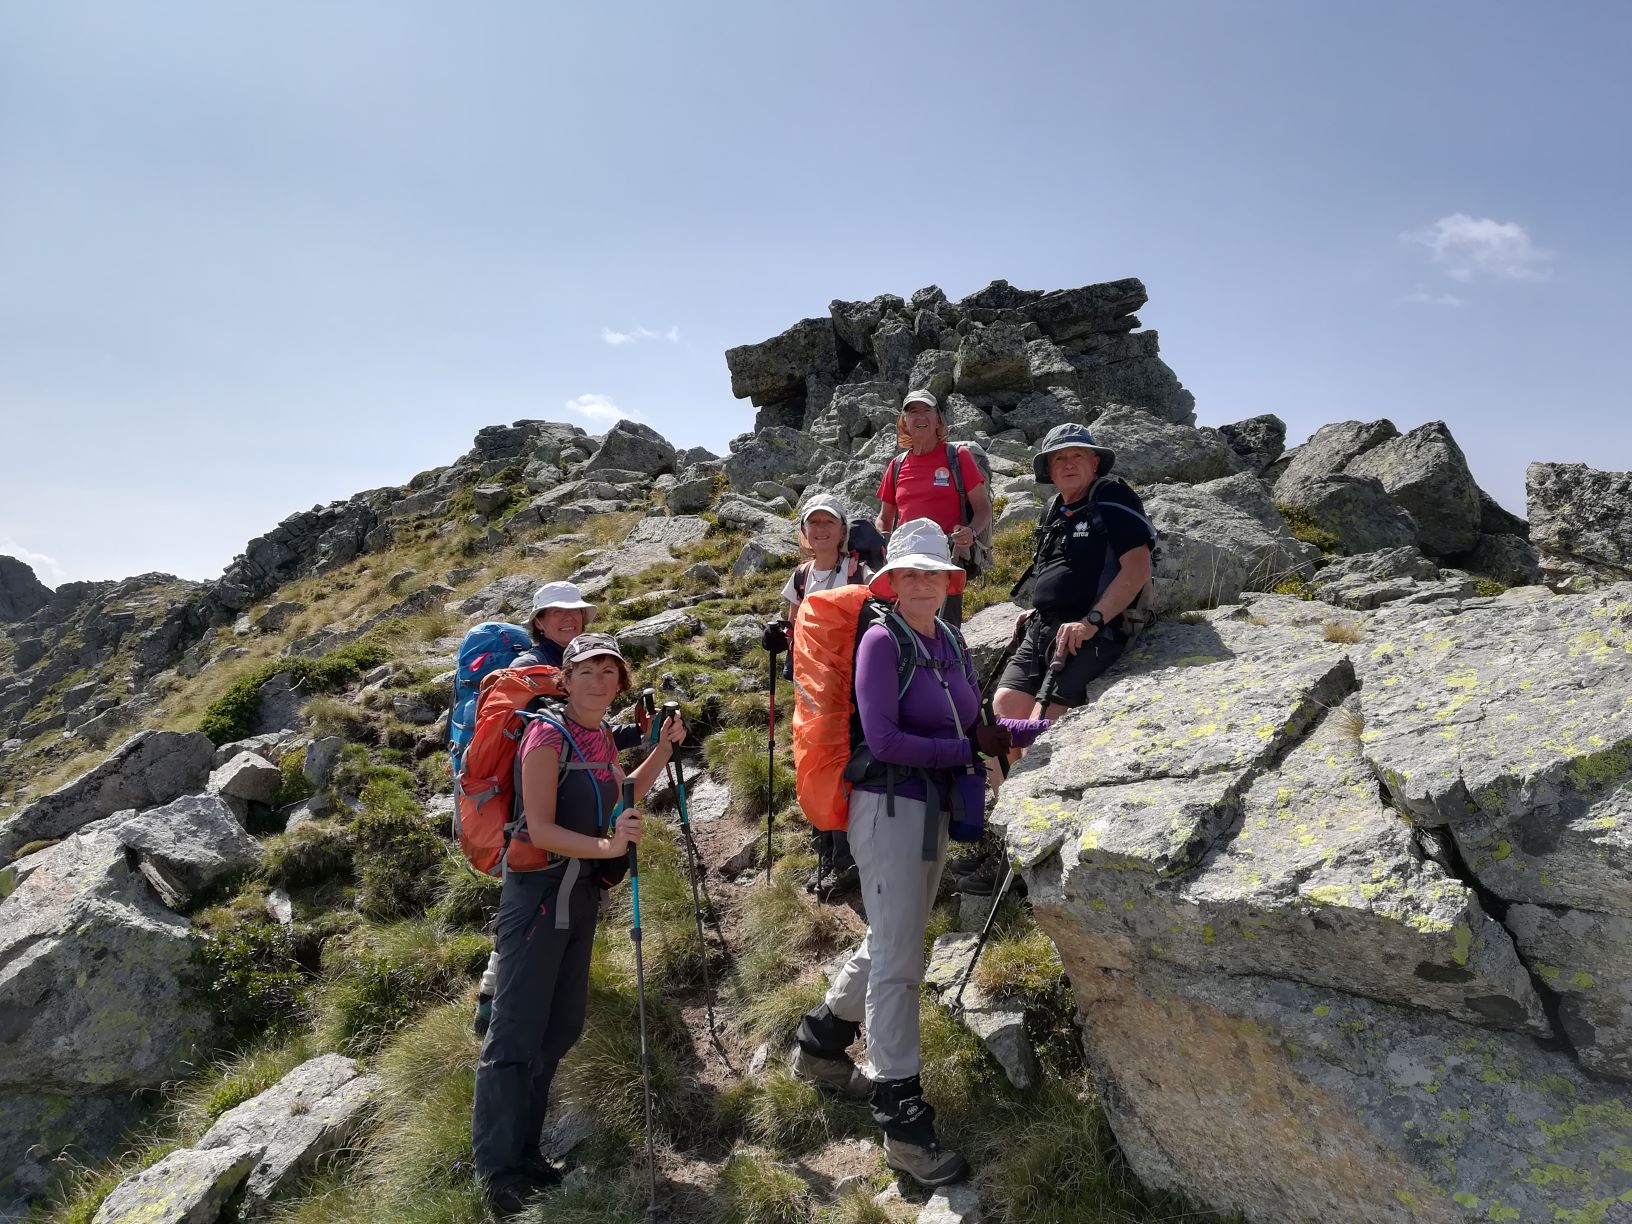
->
[[449, 621, 532, 774]]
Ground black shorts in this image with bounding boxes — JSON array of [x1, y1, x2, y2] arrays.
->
[[997, 617, 1127, 709]]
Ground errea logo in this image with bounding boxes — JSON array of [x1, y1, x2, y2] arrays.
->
[[1073, 521, 1091, 535]]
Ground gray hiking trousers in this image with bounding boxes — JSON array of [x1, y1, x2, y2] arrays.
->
[[823, 788, 949, 1081], [471, 863, 600, 1188]]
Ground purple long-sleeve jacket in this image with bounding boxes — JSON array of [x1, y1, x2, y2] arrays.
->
[[854, 621, 1048, 804]]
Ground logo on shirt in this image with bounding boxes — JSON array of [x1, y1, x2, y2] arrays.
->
[[933, 467, 951, 487], [1074, 521, 1091, 536]]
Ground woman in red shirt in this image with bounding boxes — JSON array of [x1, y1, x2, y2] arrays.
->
[[874, 389, 992, 626]]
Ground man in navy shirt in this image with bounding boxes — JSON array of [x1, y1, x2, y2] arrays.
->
[[992, 423, 1155, 722]]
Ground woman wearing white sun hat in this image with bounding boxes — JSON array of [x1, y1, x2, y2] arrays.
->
[[788, 519, 1047, 1187]]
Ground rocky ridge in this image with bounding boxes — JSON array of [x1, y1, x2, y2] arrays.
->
[[3, 276, 1630, 1223]]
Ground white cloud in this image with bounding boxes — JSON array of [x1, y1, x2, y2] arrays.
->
[[1398, 286, 1466, 307], [601, 325, 680, 345], [0, 538, 67, 587], [1405, 214, 1553, 281], [563, 393, 643, 426]]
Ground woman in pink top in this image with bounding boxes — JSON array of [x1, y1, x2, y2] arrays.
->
[[874, 389, 992, 626]]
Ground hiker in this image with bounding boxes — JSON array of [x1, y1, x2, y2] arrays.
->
[[473, 580, 660, 1037], [471, 633, 684, 1217], [992, 423, 1155, 723], [874, 389, 992, 626], [790, 519, 1047, 1187], [782, 493, 874, 899]]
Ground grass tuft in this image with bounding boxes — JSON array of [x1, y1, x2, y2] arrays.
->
[[1321, 619, 1365, 644], [715, 1151, 813, 1224], [974, 926, 1066, 1004]]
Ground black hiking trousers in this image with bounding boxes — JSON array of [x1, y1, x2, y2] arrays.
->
[[471, 863, 600, 1191]]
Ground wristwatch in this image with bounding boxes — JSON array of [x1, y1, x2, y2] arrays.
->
[[1084, 610, 1105, 628]]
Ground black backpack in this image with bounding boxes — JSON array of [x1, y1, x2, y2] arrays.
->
[[1011, 477, 1159, 638]]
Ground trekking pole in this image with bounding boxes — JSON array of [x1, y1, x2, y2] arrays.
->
[[622, 779, 662, 1219], [760, 620, 790, 883], [661, 703, 722, 1026], [952, 664, 1056, 1012]]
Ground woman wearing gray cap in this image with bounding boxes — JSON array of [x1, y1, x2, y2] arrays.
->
[[472, 633, 684, 1217]]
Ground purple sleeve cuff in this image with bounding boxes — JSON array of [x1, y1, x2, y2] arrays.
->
[[998, 718, 1050, 749]]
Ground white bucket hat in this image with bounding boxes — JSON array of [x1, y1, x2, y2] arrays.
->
[[868, 518, 967, 600], [530, 580, 598, 625]]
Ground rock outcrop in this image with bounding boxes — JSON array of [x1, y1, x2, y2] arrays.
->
[[0, 557, 51, 623], [1527, 461, 1632, 590], [996, 589, 1632, 1223]]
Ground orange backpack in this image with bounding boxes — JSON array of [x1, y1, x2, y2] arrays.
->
[[791, 586, 956, 831], [453, 664, 591, 875]]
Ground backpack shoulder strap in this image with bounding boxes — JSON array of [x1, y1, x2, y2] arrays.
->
[[947, 444, 971, 526], [1089, 479, 1157, 545], [886, 452, 905, 498], [793, 561, 810, 602], [882, 610, 921, 700]]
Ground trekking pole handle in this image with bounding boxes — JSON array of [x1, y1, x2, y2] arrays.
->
[[622, 779, 638, 879]]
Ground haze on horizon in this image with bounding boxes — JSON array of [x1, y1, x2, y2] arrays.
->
[[2, 1, 1628, 586]]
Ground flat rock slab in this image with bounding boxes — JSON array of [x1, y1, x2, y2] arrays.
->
[[1070, 961, 1632, 1224], [0, 729, 214, 860], [995, 617, 1352, 874], [615, 609, 701, 657], [571, 515, 709, 596], [197, 1053, 379, 1211], [92, 1146, 255, 1224]]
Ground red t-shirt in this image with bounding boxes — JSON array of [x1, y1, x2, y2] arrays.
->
[[877, 445, 985, 534]]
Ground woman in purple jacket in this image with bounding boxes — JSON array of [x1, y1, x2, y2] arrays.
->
[[789, 519, 1048, 1187]]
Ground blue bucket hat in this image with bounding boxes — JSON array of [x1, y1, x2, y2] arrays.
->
[[1032, 422, 1116, 483]]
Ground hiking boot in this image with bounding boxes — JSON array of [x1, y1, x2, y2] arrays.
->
[[805, 860, 860, 900], [950, 855, 1001, 896], [483, 1177, 541, 1219], [522, 1153, 563, 1188], [790, 1044, 871, 1099], [883, 1134, 967, 1187], [473, 993, 494, 1038]]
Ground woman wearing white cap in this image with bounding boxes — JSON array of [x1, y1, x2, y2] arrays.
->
[[874, 389, 992, 626], [782, 493, 874, 899], [473, 581, 671, 1037], [789, 519, 1047, 1187]]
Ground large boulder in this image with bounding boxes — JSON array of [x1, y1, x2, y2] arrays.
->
[[1274, 418, 1399, 489], [0, 556, 51, 623], [1345, 421, 1481, 557], [1215, 413, 1287, 474], [1089, 406, 1243, 486], [115, 795, 262, 908], [1022, 278, 1147, 342], [996, 603, 1632, 1223], [614, 609, 702, 658], [0, 730, 214, 861], [730, 521, 802, 579], [958, 601, 1024, 688], [584, 419, 676, 476], [0, 1090, 141, 1211], [953, 323, 1030, 394], [1273, 472, 1421, 556], [995, 388, 1088, 443], [828, 294, 902, 353], [1141, 474, 1318, 612], [725, 317, 840, 405], [871, 315, 917, 384], [723, 428, 839, 494], [0, 822, 216, 1091], [1069, 332, 1196, 426], [1450, 532, 1543, 588], [1526, 461, 1632, 590]]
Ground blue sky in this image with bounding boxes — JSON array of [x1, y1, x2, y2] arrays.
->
[[2, 1, 1628, 585]]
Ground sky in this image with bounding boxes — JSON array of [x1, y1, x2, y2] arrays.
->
[[2, 1, 1629, 586]]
